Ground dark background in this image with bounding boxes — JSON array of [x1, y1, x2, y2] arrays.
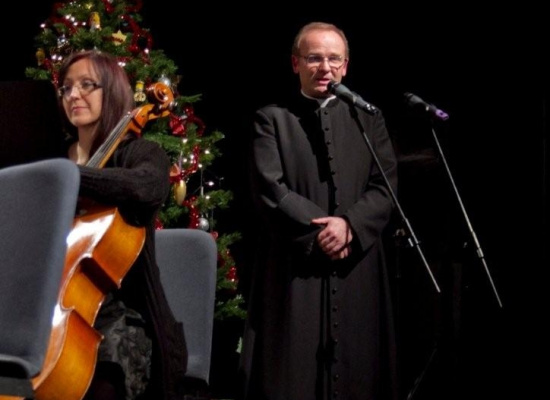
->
[[4, 3, 547, 399]]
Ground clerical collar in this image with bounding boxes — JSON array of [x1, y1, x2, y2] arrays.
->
[[300, 90, 336, 108]]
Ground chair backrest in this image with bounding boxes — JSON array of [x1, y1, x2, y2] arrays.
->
[[0, 158, 80, 396], [155, 228, 218, 386]]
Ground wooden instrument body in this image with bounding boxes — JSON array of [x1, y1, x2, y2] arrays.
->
[[34, 205, 144, 400]]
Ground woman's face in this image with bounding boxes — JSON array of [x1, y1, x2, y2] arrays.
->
[[60, 58, 103, 134]]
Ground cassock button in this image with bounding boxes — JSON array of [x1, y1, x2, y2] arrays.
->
[[332, 305, 338, 312], [332, 287, 338, 294], [328, 155, 334, 160], [331, 170, 336, 175], [333, 390, 339, 398], [333, 321, 339, 328], [333, 373, 340, 381], [326, 139, 332, 144]]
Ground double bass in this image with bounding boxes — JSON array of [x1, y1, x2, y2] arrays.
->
[[3, 82, 174, 400]]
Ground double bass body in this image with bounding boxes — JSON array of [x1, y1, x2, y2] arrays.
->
[[32, 204, 144, 400]]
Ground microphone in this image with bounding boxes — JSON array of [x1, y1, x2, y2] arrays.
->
[[404, 92, 449, 121], [327, 81, 378, 115]]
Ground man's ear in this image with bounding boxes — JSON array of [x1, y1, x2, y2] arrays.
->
[[341, 59, 349, 77], [291, 55, 299, 73]]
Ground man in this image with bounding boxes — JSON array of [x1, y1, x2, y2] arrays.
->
[[239, 22, 398, 400]]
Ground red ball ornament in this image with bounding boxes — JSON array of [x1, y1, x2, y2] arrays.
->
[[226, 266, 237, 282], [154, 217, 164, 230], [128, 44, 140, 55], [169, 113, 186, 136]]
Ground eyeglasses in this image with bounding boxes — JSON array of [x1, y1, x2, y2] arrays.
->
[[301, 54, 346, 68], [57, 80, 102, 99]]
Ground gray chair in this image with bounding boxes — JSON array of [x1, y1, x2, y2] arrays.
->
[[155, 228, 218, 390], [0, 158, 80, 397]]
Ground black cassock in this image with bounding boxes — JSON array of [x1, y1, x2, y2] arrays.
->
[[239, 93, 399, 400]]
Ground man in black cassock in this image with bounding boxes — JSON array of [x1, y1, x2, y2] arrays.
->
[[239, 21, 399, 400]]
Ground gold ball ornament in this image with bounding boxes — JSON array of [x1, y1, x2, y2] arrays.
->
[[173, 180, 187, 205], [36, 48, 45, 66]]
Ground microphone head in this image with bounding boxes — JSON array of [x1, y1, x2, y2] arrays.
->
[[403, 92, 425, 108], [403, 92, 449, 121]]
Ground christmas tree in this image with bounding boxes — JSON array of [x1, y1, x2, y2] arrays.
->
[[26, 0, 246, 321]]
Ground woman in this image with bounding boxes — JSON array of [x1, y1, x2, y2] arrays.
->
[[57, 49, 187, 400]]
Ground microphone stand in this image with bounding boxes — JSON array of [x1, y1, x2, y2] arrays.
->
[[429, 125, 503, 308], [350, 107, 441, 293]]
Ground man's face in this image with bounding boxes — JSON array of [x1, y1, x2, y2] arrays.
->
[[291, 29, 348, 98]]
